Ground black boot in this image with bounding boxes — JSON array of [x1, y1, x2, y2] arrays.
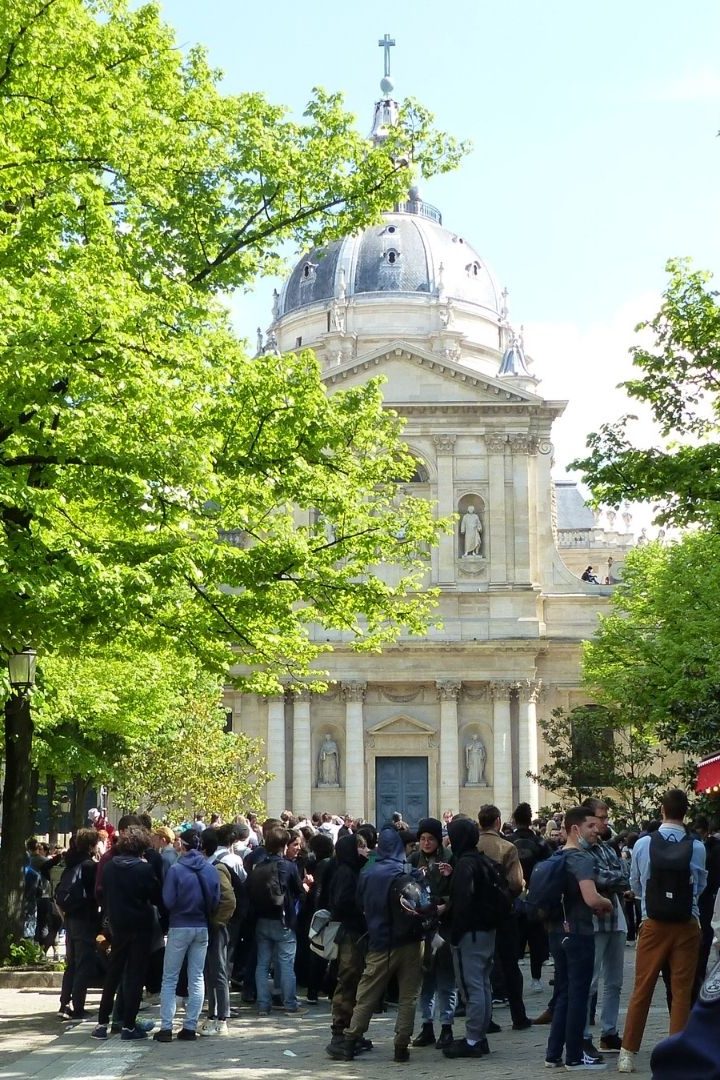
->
[[327, 1036, 358, 1061], [326, 1034, 344, 1055], [412, 1022, 436, 1047], [435, 1024, 453, 1049]]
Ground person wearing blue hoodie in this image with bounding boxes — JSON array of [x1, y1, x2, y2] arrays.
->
[[153, 828, 220, 1043], [327, 826, 426, 1063]]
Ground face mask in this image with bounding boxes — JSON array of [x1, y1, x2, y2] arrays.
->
[[577, 835, 593, 851]]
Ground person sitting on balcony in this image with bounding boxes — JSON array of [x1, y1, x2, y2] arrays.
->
[[581, 566, 600, 584]]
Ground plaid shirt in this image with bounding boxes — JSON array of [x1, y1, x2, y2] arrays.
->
[[588, 839, 630, 933]]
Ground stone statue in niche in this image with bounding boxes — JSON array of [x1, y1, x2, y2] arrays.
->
[[317, 733, 340, 787], [465, 734, 487, 786], [460, 505, 483, 556]]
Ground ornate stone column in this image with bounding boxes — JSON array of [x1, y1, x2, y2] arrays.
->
[[436, 680, 461, 813], [485, 433, 507, 584], [265, 693, 286, 816], [433, 434, 456, 585], [292, 691, 312, 818], [490, 681, 513, 822], [510, 434, 534, 585], [518, 681, 542, 809], [342, 681, 366, 817]]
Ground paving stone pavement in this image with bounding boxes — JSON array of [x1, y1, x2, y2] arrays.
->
[[0, 950, 672, 1079]]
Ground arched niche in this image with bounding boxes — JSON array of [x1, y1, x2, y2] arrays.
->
[[457, 493, 486, 558], [459, 721, 491, 788], [313, 725, 343, 789]]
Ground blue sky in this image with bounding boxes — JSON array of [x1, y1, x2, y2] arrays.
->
[[158, 1, 720, 496]]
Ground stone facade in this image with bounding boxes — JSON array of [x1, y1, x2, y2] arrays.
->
[[226, 156, 638, 826]]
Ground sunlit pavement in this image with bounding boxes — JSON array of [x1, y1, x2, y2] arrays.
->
[[0, 950, 671, 1079]]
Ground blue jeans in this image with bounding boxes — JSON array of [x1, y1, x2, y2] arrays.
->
[[420, 941, 457, 1024], [255, 918, 298, 1011], [584, 930, 626, 1039], [546, 933, 595, 1064], [160, 926, 209, 1032], [452, 930, 496, 1043]]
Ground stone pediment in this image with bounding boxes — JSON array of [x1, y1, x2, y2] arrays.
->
[[323, 341, 545, 407], [367, 714, 437, 737]]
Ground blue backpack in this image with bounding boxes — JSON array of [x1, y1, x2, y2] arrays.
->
[[515, 849, 567, 922]]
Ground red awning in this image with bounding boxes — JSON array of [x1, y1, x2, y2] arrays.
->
[[696, 752, 720, 794]]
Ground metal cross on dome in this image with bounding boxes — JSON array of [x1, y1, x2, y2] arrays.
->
[[378, 33, 395, 78]]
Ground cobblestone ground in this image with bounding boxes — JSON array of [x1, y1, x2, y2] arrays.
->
[[0, 950, 672, 1080]]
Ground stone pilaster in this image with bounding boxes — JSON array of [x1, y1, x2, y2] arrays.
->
[[490, 681, 514, 822], [433, 434, 456, 585], [518, 681, 542, 809], [485, 433, 507, 584], [509, 434, 534, 584], [265, 693, 286, 816], [342, 681, 366, 817], [291, 691, 312, 818], [436, 680, 461, 813]]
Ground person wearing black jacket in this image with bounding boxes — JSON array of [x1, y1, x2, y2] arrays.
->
[[92, 826, 162, 1041], [511, 802, 550, 991], [58, 829, 100, 1020], [326, 834, 369, 1051], [444, 816, 495, 1059]]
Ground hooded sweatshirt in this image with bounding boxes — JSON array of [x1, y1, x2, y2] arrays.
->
[[162, 850, 221, 929], [357, 827, 411, 951], [102, 855, 161, 933], [330, 834, 368, 937], [447, 817, 489, 943]]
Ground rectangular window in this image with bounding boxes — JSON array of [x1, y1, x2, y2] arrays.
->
[[295, 336, 302, 348], [571, 707, 614, 791]]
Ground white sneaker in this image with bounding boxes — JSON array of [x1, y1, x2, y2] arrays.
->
[[617, 1049, 635, 1073], [215, 1020, 229, 1036], [531, 979, 544, 992], [199, 1019, 218, 1036]]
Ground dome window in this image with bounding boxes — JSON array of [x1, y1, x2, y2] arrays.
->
[[467, 261, 481, 278], [385, 248, 400, 265], [387, 225, 396, 234], [301, 261, 317, 283]]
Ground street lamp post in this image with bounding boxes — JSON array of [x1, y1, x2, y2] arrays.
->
[[0, 648, 38, 957]]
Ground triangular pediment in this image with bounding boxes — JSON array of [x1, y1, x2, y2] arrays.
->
[[323, 340, 546, 407], [367, 714, 437, 736]]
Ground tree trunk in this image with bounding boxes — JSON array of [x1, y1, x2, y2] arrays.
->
[[0, 693, 34, 961], [71, 776, 90, 832], [46, 774, 58, 847], [27, 767, 39, 837]]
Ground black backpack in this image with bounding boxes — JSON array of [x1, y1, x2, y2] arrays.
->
[[247, 857, 285, 916], [646, 831, 694, 923], [512, 833, 545, 885], [466, 850, 513, 929], [54, 862, 87, 916]]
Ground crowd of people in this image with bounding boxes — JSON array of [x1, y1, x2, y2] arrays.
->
[[21, 791, 720, 1073]]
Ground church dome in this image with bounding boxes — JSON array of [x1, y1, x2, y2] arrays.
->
[[279, 198, 501, 319]]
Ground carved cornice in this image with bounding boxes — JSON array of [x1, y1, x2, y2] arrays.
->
[[436, 679, 462, 701], [341, 680, 367, 703], [433, 433, 457, 453], [484, 433, 508, 454]]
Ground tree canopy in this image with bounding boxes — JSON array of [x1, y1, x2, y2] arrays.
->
[[0, 0, 464, 680], [0, 0, 465, 953], [582, 536, 720, 771], [573, 259, 720, 528]]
